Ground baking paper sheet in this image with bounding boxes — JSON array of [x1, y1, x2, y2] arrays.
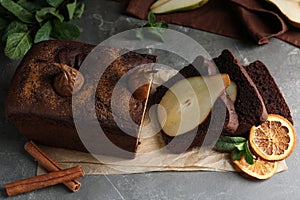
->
[[37, 121, 287, 175]]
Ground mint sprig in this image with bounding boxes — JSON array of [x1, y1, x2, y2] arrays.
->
[[0, 0, 85, 60], [136, 11, 168, 40], [214, 136, 254, 165]]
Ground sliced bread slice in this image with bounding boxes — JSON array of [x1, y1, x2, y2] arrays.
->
[[213, 49, 268, 135], [244, 60, 293, 124]]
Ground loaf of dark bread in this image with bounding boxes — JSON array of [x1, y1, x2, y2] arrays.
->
[[6, 40, 157, 158], [7, 42, 293, 157], [154, 56, 237, 153], [244, 60, 293, 124], [213, 50, 268, 135]]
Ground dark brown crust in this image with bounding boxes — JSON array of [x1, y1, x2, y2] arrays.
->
[[5, 40, 157, 158], [244, 60, 293, 124], [213, 49, 268, 135]]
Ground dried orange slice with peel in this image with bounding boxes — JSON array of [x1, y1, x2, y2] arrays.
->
[[249, 114, 296, 161], [233, 154, 278, 180]]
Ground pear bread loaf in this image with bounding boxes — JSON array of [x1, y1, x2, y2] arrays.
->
[[5, 40, 157, 158], [6, 41, 292, 156]]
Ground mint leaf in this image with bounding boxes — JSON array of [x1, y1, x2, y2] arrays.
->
[[66, 0, 77, 20], [217, 136, 247, 144], [232, 149, 244, 161], [155, 21, 168, 28], [137, 12, 168, 40], [215, 137, 246, 152], [215, 136, 247, 152], [148, 11, 155, 24], [244, 142, 254, 165], [51, 20, 80, 40], [2, 21, 28, 41], [215, 136, 254, 165], [18, 1, 42, 13], [214, 140, 237, 152], [47, 0, 64, 8], [73, 2, 85, 19], [34, 21, 52, 43], [235, 143, 244, 151], [0, 0, 34, 24], [4, 32, 32, 59], [35, 7, 64, 23]]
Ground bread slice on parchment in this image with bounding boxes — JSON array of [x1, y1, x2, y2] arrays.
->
[[244, 60, 293, 124]]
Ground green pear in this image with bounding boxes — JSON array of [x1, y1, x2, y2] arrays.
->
[[265, 0, 300, 28], [151, 0, 209, 14], [150, 0, 171, 10], [157, 74, 230, 137]]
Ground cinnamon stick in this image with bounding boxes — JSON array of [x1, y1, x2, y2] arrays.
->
[[5, 166, 84, 197], [24, 141, 81, 192]]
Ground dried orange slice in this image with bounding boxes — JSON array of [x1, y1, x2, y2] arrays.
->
[[249, 114, 296, 161], [233, 155, 278, 180]]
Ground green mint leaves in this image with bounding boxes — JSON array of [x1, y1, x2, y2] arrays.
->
[[47, 0, 64, 8], [0, 0, 34, 24], [51, 19, 80, 40], [136, 11, 168, 40], [0, 0, 85, 60], [4, 32, 32, 59], [35, 7, 64, 23], [214, 136, 254, 165], [34, 21, 52, 43]]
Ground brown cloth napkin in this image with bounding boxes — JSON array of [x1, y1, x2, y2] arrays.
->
[[126, 0, 300, 47]]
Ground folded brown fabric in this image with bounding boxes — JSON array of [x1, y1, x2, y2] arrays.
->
[[230, 0, 287, 44], [126, 0, 300, 47]]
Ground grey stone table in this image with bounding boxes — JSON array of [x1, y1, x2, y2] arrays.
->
[[1, 1, 300, 199]]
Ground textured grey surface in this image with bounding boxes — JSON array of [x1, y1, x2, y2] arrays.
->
[[1, 0, 300, 199]]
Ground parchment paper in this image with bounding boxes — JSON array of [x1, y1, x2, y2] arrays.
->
[[36, 105, 287, 175], [37, 67, 287, 175]]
